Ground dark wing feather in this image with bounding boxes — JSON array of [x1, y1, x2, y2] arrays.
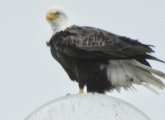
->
[[49, 25, 164, 62]]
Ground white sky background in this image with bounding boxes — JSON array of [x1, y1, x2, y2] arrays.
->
[[0, 0, 165, 120]]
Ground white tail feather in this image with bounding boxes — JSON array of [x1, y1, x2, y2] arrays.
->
[[133, 66, 165, 89], [129, 60, 165, 78], [142, 84, 159, 95], [107, 60, 165, 93]]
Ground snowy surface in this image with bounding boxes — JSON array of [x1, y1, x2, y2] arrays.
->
[[25, 94, 150, 120]]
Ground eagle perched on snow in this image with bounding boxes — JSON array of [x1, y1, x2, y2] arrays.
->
[[46, 7, 165, 94]]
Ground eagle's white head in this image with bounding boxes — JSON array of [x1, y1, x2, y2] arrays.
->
[[46, 7, 72, 33]]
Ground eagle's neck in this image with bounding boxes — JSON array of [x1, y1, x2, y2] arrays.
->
[[52, 21, 72, 34]]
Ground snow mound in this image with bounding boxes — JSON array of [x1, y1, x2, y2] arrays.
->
[[25, 93, 150, 120]]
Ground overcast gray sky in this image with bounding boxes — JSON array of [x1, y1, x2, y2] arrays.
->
[[0, 0, 165, 120]]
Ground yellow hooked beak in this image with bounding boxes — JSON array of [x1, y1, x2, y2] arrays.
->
[[46, 12, 57, 20]]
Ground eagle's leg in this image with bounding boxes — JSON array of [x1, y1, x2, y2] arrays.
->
[[79, 87, 84, 94], [78, 82, 85, 94]]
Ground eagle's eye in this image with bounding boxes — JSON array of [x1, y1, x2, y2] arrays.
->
[[55, 12, 61, 16]]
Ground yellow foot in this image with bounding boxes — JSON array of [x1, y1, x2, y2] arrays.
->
[[79, 88, 84, 94]]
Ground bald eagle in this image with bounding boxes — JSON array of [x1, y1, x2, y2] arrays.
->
[[46, 7, 165, 94]]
